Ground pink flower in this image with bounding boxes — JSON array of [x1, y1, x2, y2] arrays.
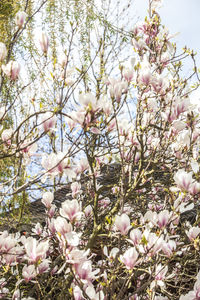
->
[[73, 285, 84, 300], [129, 228, 142, 246], [37, 259, 50, 274], [122, 67, 134, 82], [24, 237, 49, 263], [120, 247, 138, 269], [84, 205, 92, 217], [38, 31, 49, 53], [189, 182, 200, 195], [115, 214, 131, 235], [71, 182, 82, 198], [22, 264, 36, 282], [60, 199, 82, 223], [1, 129, 13, 145], [54, 216, 72, 236], [76, 260, 99, 283], [2, 61, 20, 80], [151, 264, 168, 289], [186, 227, 200, 241], [157, 210, 170, 229], [0, 43, 7, 61], [162, 240, 176, 257], [15, 11, 27, 28], [86, 285, 104, 300], [42, 191, 54, 208], [41, 112, 57, 132], [174, 169, 194, 191]]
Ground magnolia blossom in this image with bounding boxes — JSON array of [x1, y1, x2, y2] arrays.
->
[[2, 60, 20, 80], [108, 77, 128, 102], [73, 285, 84, 300], [41, 191, 54, 208], [15, 11, 27, 28], [42, 152, 75, 181], [0, 233, 17, 253], [129, 228, 142, 246], [22, 264, 36, 282], [75, 260, 99, 283], [122, 67, 134, 82], [0, 43, 7, 61], [157, 210, 170, 229], [151, 0, 163, 9], [84, 205, 93, 217], [120, 247, 139, 269], [174, 169, 194, 191], [20, 140, 37, 159], [60, 199, 82, 223], [59, 53, 68, 68], [114, 214, 131, 235], [162, 240, 176, 257], [54, 216, 72, 236], [41, 112, 57, 132], [85, 285, 104, 300], [189, 182, 200, 195], [38, 31, 49, 53], [151, 264, 168, 290], [79, 92, 99, 111], [1, 128, 13, 145], [24, 237, 49, 263], [103, 246, 119, 261], [186, 227, 200, 241]]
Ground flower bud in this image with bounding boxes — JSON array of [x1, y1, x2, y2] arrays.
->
[[39, 31, 49, 54], [0, 43, 7, 61], [15, 11, 27, 28]]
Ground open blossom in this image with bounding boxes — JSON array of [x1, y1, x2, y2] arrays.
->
[[38, 31, 49, 53], [15, 11, 27, 28], [0, 43, 7, 61], [2, 60, 20, 80], [42, 152, 75, 181], [60, 199, 82, 223], [41, 112, 57, 132], [78, 92, 100, 111], [22, 264, 36, 282], [54, 216, 72, 236], [162, 240, 176, 257], [24, 237, 49, 263], [151, 264, 168, 289], [115, 213, 131, 235], [120, 247, 139, 269], [174, 169, 194, 191], [75, 260, 99, 283], [86, 285, 104, 300], [186, 227, 200, 241]]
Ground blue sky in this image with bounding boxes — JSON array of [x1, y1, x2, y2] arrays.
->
[[133, 0, 200, 65]]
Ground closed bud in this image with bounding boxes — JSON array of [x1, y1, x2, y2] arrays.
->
[[15, 11, 27, 28], [0, 43, 7, 61], [39, 31, 49, 54]]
